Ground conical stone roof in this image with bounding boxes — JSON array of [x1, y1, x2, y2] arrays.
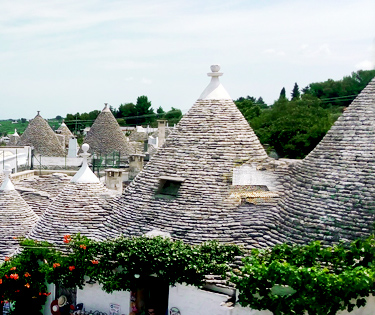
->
[[103, 65, 270, 245], [277, 78, 375, 244], [83, 104, 131, 156], [17, 112, 65, 156], [0, 165, 39, 259], [28, 144, 116, 248], [57, 121, 74, 148]]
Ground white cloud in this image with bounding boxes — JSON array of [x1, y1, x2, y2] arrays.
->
[[141, 78, 152, 85]]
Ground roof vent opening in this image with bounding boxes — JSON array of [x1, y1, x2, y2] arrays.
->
[[155, 176, 185, 200]]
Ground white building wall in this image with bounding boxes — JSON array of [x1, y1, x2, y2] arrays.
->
[[77, 283, 130, 315]]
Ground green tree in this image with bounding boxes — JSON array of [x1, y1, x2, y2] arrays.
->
[[279, 87, 286, 100], [291, 82, 300, 100], [251, 95, 331, 158], [164, 107, 182, 126], [135, 95, 155, 125]]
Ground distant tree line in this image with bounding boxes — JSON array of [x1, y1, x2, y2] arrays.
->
[[235, 69, 375, 159], [65, 95, 182, 133]]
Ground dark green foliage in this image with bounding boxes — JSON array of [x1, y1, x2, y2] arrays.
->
[[309, 70, 375, 108], [250, 95, 331, 158], [291, 82, 300, 100], [231, 236, 375, 315], [279, 87, 286, 100], [236, 69, 375, 159]]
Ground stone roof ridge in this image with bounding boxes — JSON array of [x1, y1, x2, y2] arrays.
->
[[0, 164, 15, 191], [199, 65, 231, 100], [71, 143, 99, 183]]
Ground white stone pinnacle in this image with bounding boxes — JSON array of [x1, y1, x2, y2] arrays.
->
[[102, 103, 111, 112], [71, 143, 100, 183], [199, 64, 231, 100], [0, 164, 15, 191]]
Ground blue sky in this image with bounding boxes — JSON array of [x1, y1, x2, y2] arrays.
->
[[0, 0, 374, 119]]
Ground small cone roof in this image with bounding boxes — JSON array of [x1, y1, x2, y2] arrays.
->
[[103, 65, 269, 245], [83, 104, 131, 156], [57, 121, 74, 147], [0, 165, 39, 259], [28, 144, 115, 248], [18, 112, 65, 156], [277, 78, 375, 244]]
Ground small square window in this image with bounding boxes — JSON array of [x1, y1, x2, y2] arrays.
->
[[155, 176, 185, 199]]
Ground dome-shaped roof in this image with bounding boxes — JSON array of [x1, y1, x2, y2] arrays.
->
[[0, 165, 39, 259], [102, 66, 273, 246], [83, 104, 131, 156], [57, 121, 74, 148], [28, 144, 116, 248], [277, 77, 375, 244], [17, 112, 65, 156]]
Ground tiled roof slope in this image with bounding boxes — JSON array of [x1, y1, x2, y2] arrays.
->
[[57, 121, 74, 148], [103, 66, 271, 246], [277, 78, 375, 244], [83, 104, 131, 156], [28, 145, 116, 248], [17, 112, 65, 157], [27, 182, 115, 247], [0, 166, 39, 259], [14, 173, 72, 216]]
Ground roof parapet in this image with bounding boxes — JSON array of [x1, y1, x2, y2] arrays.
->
[[199, 65, 231, 100], [0, 164, 15, 191], [71, 143, 100, 184]]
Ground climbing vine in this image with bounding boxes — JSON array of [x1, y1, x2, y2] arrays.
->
[[231, 236, 375, 315], [3, 235, 375, 315], [0, 235, 242, 314]]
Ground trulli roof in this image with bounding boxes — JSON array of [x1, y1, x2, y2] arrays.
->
[[57, 121, 74, 147], [83, 104, 131, 156], [277, 77, 375, 244], [102, 66, 274, 246], [17, 112, 65, 157], [27, 145, 116, 248], [0, 166, 39, 259]]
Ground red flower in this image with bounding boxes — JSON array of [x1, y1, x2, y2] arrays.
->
[[91, 260, 99, 264], [4, 275, 9, 279], [0, 279, 2, 284], [10, 274, 19, 280], [69, 266, 75, 271], [25, 283, 30, 288], [53, 263, 60, 268], [24, 272, 31, 277], [10, 267, 16, 271], [15, 290, 20, 293], [4, 257, 10, 262], [80, 244, 86, 250], [63, 235, 71, 244]]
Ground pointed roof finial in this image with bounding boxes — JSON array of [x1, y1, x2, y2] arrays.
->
[[103, 103, 110, 112], [0, 164, 15, 191], [14, 129, 19, 137], [37, 111, 40, 116], [71, 143, 100, 183], [199, 65, 231, 100]]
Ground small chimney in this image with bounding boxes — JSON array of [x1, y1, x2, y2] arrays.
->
[[129, 154, 145, 180], [105, 169, 123, 193], [157, 120, 167, 148]]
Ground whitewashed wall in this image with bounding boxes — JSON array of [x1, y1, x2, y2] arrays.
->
[[77, 283, 130, 315], [42, 283, 375, 315]]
